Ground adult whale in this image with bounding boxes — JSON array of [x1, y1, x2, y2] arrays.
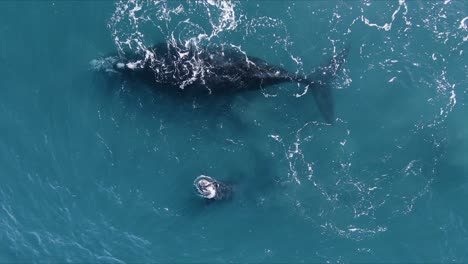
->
[[92, 42, 349, 123]]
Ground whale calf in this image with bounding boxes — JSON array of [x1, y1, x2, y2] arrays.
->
[[194, 175, 231, 201], [92, 42, 349, 123]]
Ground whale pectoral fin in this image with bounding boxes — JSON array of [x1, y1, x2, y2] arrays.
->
[[307, 46, 349, 124], [311, 80, 335, 124]]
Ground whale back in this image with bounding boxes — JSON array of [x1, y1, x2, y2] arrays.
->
[[113, 43, 296, 94]]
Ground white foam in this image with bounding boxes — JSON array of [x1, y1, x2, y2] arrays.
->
[[126, 61, 138, 69], [361, 0, 408, 31], [460, 17, 468, 30]]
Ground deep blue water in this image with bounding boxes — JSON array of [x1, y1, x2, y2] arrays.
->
[[0, 0, 467, 262]]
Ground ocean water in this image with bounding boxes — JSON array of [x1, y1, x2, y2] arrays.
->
[[0, 0, 467, 262]]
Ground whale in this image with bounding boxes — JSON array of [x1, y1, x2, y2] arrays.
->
[[194, 175, 231, 201], [91, 42, 349, 123]]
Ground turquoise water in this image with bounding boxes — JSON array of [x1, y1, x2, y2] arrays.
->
[[0, 0, 467, 262]]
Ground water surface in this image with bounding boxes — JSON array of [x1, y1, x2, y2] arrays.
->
[[0, 0, 467, 262]]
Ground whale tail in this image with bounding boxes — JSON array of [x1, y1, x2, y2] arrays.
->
[[303, 46, 349, 124]]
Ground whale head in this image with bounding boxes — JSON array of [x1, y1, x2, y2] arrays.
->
[[90, 55, 139, 74], [90, 56, 122, 74]]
